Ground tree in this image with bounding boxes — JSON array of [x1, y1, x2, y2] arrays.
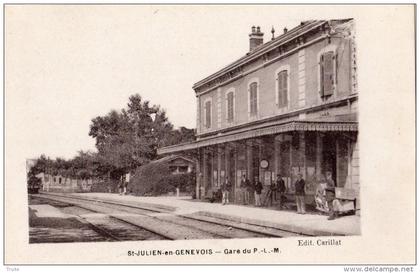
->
[[27, 93, 196, 189], [88, 94, 176, 173], [69, 150, 101, 179], [161, 126, 195, 146], [27, 154, 50, 193]]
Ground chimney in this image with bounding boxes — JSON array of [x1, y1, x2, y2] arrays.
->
[[283, 27, 288, 34], [249, 25, 264, 51]]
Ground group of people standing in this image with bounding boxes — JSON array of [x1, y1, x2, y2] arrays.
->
[[238, 175, 266, 206], [219, 171, 339, 220], [219, 174, 287, 208]]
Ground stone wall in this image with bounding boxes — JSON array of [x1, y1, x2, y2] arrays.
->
[[40, 174, 105, 193]]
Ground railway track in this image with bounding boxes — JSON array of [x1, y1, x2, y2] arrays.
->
[[30, 193, 310, 242], [29, 196, 170, 242]]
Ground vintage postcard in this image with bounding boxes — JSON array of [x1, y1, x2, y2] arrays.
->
[[4, 4, 416, 265]]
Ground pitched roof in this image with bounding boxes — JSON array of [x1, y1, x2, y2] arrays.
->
[[193, 19, 353, 91], [152, 155, 196, 165]]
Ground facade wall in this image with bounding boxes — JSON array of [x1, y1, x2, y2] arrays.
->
[[197, 37, 354, 135]]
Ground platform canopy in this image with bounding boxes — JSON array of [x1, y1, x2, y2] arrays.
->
[[157, 120, 358, 155]]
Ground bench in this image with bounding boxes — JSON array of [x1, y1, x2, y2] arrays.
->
[[204, 189, 222, 203], [334, 187, 357, 212]]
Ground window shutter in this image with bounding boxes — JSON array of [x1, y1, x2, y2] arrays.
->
[[335, 52, 339, 85], [227, 92, 234, 122], [284, 72, 288, 106], [230, 93, 233, 121], [250, 84, 253, 116], [322, 51, 334, 96], [225, 94, 229, 122], [278, 71, 288, 107], [203, 102, 206, 127], [250, 83, 258, 116], [254, 84, 258, 114], [320, 54, 324, 96], [204, 102, 207, 128], [250, 88, 254, 115], [208, 101, 211, 128], [275, 75, 279, 106], [233, 92, 236, 119], [247, 88, 251, 116], [205, 101, 211, 128], [277, 72, 282, 106]]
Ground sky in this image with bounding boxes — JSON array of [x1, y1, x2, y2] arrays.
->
[[6, 5, 363, 159]]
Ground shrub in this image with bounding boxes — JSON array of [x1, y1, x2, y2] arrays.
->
[[128, 161, 195, 196], [166, 172, 195, 193], [90, 177, 121, 193]]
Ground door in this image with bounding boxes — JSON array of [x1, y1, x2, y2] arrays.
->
[[323, 134, 337, 185]]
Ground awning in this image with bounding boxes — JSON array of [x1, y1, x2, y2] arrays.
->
[[157, 120, 358, 155]]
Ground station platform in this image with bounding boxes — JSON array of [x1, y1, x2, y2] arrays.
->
[[48, 192, 361, 236]]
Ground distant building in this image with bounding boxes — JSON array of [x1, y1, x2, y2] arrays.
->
[[152, 155, 195, 174], [158, 19, 358, 204], [39, 173, 93, 193]]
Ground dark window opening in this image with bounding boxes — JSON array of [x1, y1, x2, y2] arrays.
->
[[179, 166, 188, 173]]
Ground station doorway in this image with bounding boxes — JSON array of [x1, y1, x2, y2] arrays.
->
[[323, 134, 337, 186]]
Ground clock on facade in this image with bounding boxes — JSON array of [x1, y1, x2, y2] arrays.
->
[[260, 160, 269, 169]]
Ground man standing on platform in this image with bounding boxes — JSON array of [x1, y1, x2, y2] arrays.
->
[[246, 176, 253, 205], [294, 173, 306, 214], [276, 174, 286, 209], [268, 179, 277, 207], [254, 177, 263, 207], [325, 171, 337, 220], [240, 175, 248, 205], [221, 177, 232, 205]]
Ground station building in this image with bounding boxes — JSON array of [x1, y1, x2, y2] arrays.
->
[[158, 19, 358, 205]]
